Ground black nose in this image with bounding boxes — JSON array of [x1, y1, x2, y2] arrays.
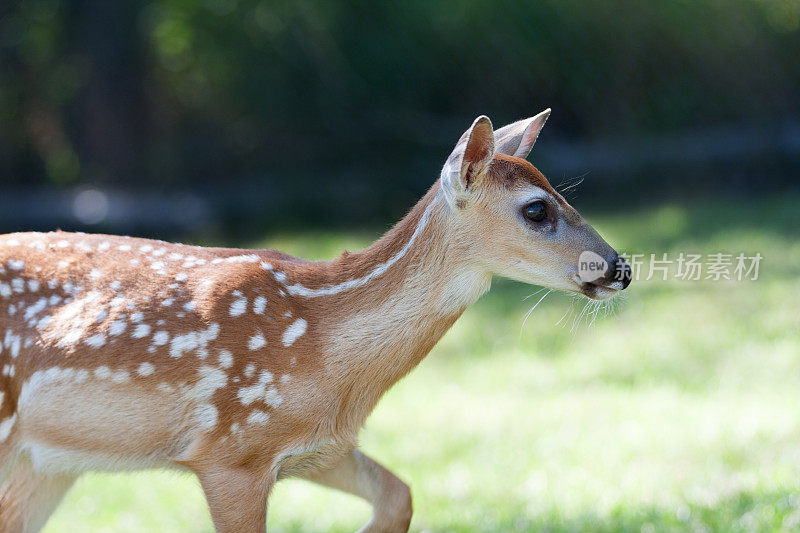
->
[[607, 254, 632, 289]]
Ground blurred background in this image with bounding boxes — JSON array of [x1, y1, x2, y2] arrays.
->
[[2, 1, 799, 531], [2, 0, 798, 239]]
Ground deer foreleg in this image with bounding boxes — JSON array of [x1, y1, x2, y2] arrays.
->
[[303, 449, 412, 533]]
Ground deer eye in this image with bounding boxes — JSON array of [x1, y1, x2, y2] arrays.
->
[[522, 200, 548, 223]]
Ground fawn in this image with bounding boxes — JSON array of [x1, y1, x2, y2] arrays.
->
[[0, 110, 630, 532]]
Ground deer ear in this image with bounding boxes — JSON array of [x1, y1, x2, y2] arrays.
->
[[493, 108, 550, 159], [440, 115, 494, 206]]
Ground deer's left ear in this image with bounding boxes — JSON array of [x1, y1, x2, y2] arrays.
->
[[493, 108, 550, 159], [441, 115, 494, 206]]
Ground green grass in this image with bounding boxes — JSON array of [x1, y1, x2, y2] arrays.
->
[[44, 194, 800, 532]]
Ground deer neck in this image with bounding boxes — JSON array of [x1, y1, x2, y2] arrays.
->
[[302, 184, 491, 426]]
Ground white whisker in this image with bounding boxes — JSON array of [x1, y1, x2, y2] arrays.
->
[[587, 300, 602, 328], [522, 287, 547, 301], [519, 289, 553, 340], [555, 301, 573, 327], [571, 298, 592, 336]]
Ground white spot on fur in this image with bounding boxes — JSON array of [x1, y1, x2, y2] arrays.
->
[[132, 324, 151, 338], [247, 410, 270, 425], [282, 318, 307, 346], [94, 309, 109, 323], [248, 333, 266, 351], [229, 291, 247, 317], [169, 323, 219, 359], [0, 414, 17, 442], [4, 331, 22, 358], [8, 259, 25, 271], [197, 404, 218, 429], [253, 296, 267, 315], [263, 387, 283, 408], [109, 320, 127, 336], [27, 279, 40, 292], [62, 281, 78, 295], [94, 366, 111, 379], [153, 331, 169, 346], [84, 333, 107, 348], [11, 278, 24, 293], [36, 315, 52, 330], [237, 384, 261, 406], [111, 369, 130, 383], [194, 365, 227, 400], [222, 254, 259, 264], [237, 370, 276, 406], [23, 298, 47, 321], [137, 362, 155, 376], [218, 349, 233, 369]]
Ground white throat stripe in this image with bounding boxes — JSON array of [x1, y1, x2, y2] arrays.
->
[[284, 196, 439, 298]]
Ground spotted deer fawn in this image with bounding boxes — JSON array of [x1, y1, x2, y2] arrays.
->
[[0, 110, 630, 532]]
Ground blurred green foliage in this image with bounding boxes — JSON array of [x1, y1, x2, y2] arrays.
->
[[1, 0, 799, 191]]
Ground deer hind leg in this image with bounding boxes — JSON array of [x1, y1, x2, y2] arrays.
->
[[302, 449, 413, 533], [0, 456, 77, 533], [190, 464, 273, 533]]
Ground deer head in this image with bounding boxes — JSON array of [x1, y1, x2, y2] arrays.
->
[[440, 110, 631, 300]]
